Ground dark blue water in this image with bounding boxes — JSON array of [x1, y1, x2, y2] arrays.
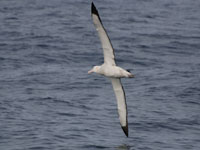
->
[[0, 0, 200, 149]]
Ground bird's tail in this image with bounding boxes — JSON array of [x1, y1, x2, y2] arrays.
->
[[128, 73, 134, 78], [126, 69, 134, 78]]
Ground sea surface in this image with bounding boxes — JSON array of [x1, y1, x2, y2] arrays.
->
[[0, 0, 200, 150]]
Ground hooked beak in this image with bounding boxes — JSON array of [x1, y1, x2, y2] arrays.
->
[[88, 69, 93, 74]]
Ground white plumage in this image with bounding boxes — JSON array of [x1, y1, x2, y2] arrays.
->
[[88, 2, 134, 137]]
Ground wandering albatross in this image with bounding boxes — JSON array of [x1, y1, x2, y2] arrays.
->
[[88, 2, 134, 137]]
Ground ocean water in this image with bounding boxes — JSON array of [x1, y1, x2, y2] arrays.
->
[[0, 0, 200, 149]]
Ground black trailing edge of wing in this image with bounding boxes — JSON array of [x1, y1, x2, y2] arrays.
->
[[91, 2, 102, 23], [120, 79, 129, 137]]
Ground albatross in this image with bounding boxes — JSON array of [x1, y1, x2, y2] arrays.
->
[[88, 2, 134, 137]]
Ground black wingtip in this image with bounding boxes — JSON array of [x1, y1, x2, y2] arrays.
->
[[91, 2, 102, 23], [122, 126, 129, 137], [91, 2, 98, 15]]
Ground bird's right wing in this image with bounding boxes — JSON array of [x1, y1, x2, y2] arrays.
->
[[110, 78, 128, 137], [91, 2, 116, 66]]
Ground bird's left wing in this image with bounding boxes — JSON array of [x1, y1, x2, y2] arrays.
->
[[110, 78, 128, 137], [91, 2, 116, 66]]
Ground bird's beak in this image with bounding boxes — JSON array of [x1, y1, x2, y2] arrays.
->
[[88, 69, 93, 74]]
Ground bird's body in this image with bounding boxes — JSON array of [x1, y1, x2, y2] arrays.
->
[[89, 64, 133, 78], [88, 2, 134, 137]]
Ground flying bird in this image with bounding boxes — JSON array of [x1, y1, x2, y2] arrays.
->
[[88, 2, 134, 137]]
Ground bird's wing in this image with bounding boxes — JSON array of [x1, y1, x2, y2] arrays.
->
[[91, 2, 116, 66], [110, 78, 128, 137]]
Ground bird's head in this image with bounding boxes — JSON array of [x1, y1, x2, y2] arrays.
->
[[88, 66, 100, 74]]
